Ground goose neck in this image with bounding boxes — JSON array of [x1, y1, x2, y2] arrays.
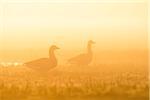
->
[[87, 43, 92, 54], [49, 49, 56, 59]]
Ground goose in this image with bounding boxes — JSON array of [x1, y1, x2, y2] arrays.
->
[[68, 40, 95, 66], [24, 45, 59, 72]]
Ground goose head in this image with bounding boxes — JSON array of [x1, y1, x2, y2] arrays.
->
[[50, 45, 60, 51], [88, 40, 95, 45]]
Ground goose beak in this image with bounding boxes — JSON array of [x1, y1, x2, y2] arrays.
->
[[56, 47, 60, 49], [92, 41, 95, 44]]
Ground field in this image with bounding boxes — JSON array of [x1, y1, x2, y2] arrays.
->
[[0, 63, 149, 100]]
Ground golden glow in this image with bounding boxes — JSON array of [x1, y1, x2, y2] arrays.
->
[[0, 1, 147, 62], [0, 1, 148, 100]]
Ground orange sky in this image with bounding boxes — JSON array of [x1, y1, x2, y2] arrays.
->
[[0, 1, 148, 62]]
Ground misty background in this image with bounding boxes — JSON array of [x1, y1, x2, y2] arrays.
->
[[0, 2, 148, 66]]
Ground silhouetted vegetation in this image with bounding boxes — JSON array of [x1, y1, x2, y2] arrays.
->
[[0, 63, 148, 100]]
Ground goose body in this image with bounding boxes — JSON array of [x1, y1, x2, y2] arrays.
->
[[68, 40, 95, 66], [24, 45, 59, 72]]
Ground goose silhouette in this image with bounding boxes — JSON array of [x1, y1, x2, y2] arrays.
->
[[68, 40, 95, 66], [24, 45, 59, 72]]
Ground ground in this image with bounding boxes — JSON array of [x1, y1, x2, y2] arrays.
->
[[0, 63, 149, 100]]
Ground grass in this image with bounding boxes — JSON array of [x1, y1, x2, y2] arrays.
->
[[0, 63, 149, 100]]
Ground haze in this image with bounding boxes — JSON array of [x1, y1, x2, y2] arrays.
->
[[0, 1, 147, 62]]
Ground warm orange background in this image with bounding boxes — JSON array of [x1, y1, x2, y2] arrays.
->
[[0, 1, 148, 64]]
